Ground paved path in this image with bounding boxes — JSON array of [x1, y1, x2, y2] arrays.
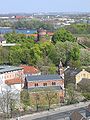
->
[[11, 101, 90, 120]]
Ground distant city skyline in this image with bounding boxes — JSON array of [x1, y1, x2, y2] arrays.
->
[[0, 0, 90, 13]]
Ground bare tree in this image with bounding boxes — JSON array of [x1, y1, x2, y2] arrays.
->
[[34, 93, 40, 112], [45, 91, 58, 110], [0, 87, 18, 118]]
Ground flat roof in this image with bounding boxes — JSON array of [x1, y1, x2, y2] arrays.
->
[[26, 74, 63, 82], [0, 65, 23, 73]]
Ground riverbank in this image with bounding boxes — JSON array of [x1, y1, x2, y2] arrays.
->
[[0, 28, 37, 34]]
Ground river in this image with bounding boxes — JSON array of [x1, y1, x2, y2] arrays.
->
[[0, 28, 37, 34]]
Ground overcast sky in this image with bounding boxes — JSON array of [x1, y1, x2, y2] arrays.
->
[[0, 0, 90, 13]]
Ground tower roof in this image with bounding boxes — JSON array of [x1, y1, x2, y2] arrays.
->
[[59, 61, 63, 68]]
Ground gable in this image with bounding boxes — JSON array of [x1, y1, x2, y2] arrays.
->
[[76, 70, 90, 84], [76, 70, 90, 78]]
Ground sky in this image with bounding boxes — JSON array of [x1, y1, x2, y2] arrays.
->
[[0, 0, 90, 13]]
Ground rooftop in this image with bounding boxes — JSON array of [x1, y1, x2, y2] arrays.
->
[[65, 68, 84, 76], [78, 78, 90, 85], [70, 111, 87, 120], [0, 37, 5, 42], [86, 104, 90, 113], [5, 78, 23, 85], [26, 74, 63, 82], [0, 65, 23, 73], [20, 65, 40, 74]]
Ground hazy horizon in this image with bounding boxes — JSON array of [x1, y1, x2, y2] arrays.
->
[[0, 0, 90, 14]]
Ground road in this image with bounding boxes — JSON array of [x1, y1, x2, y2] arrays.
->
[[18, 108, 86, 120], [32, 108, 86, 120], [11, 101, 90, 120]]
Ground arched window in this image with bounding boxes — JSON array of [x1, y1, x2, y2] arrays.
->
[[35, 83, 38, 87], [43, 83, 47, 86], [52, 82, 56, 85]]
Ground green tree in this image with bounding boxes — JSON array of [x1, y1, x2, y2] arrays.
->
[[20, 90, 30, 108], [80, 49, 90, 66], [48, 64, 57, 74], [70, 44, 80, 61], [52, 28, 75, 43], [54, 41, 67, 65], [63, 41, 80, 67], [0, 47, 9, 65], [66, 83, 78, 104], [30, 44, 43, 65], [4, 32, 35, 44], [78, 82, 90, 100], [20, 47, 31, 65], [14, 19, 54, 30], [9, 46, 22, 65], [69, 43, 80, 67], [65, 23, 90, 34]]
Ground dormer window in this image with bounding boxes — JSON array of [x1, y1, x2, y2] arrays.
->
[[83, 74, 86, 77]]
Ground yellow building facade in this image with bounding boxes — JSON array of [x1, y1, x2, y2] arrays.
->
[[76, 69, 90, 85]]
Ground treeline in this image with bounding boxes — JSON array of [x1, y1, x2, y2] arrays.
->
[[14, 20, 54, 31], [65, 23, 90, 34], [0, 20, 12, 27], [0, 19, 54, 31], [1, 19, 90, 34]]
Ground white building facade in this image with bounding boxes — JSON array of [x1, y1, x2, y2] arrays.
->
[[0, 66, 24, 94]]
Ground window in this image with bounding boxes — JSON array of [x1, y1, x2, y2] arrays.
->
[[52, 82, 56, 85], [35, 83, 38, 87], [43, 83, 47, 86], [83, 74, 86, 77]]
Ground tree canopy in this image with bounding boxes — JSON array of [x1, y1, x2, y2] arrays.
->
[[52, 28, 76, 43]]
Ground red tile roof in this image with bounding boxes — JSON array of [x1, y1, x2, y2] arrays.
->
[[19, 65, 40, 74], [47, 32, 54, 36], [26, 34, 37, 37], [15, 16, 24, 19], [5, 78, 23, 85]]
